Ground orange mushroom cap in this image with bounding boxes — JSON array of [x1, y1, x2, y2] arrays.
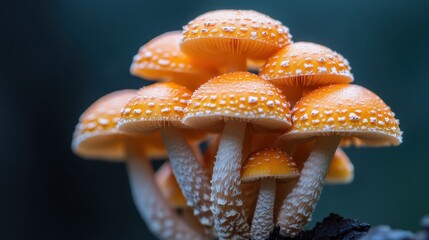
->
[[118, 82, 191, 132], [180, 10, 292, 63], [118, 82, 206, 142], [242, 147, 299, 182], [183, 72, 292, 132], [155, 163, 187, 208], [72, 90, 166, 160], [259, 42, 353, 87], [131, 31, 216, 89], [326, 148, 354, 184], [281, 84, 402, 146]]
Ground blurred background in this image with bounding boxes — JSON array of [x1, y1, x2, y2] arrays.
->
[[1, 0, 429, 239]]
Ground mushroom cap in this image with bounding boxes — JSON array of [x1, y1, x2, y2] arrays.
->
[[182, 72, 292, 132], [326, 148, 354, 184], [242, 147, 299, 182], [180, 10, 292, 63], [281, 84, 402, 146], [259, 42, 353, 86], [131, 31, 216, 88], [118, 82, 192, 132], [72, 90, 167, 160], [155, 163, 187, 208]]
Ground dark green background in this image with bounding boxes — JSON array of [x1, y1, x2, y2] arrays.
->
[[1, 0, 428, 239]]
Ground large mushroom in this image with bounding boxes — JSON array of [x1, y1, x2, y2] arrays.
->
[[242, 147, 299, 240], [276, 84, 402, 236], [183, 72, 292, 239], [131, 31, 217, 90], [181, 10, 292, 72], [71, 90, 205, 240], [118, 82, 213, 229]]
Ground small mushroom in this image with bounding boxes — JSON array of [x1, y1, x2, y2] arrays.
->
[[181, 10, 292, 72], [183, 72, 292, 239], [242, 147, 299, 240], [131, 31, 217, 90], [118, 82, 213, 229], [276, 84, 402, 236], [71, 90, 205, 240]]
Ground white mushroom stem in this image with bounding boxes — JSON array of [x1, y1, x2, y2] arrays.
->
[[126, 149, 206, 240], [226, 55, 247, 72], [211, 121, 250, 239], [160, 128, 213, 228], [251, 178, 276, 240], [277, 135, 341, 236], [242, 181, 259, 225]]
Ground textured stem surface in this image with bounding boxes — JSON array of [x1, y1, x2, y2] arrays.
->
[[211, 122, 250, 239], [160, 128, 213, 228], [251, 179, 276, 240], [127, 152, 206, 240], [277, 136, 341, 236]]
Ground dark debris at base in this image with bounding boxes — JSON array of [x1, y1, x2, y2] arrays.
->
[[267, 213, 429, 240], [267, 213, 370, 240]]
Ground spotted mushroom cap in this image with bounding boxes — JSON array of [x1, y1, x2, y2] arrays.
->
[[180, 10, 292, 63], [118, 82, 192, 133], [242, 147, 299, 182], [155, 163, 187, 208], [326, 148, 354, 184], [72, 90, 167, 160], [259, 42, 353, 87], [131, 31, 216, 89], [281, 84, 402, 146], [183, 72, 292, 132]]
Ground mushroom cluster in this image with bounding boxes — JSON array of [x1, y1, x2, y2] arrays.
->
[[72, 9, 402, 240]]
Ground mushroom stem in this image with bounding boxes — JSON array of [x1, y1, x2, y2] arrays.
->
[[160, 128, 213, 228], [251, 178, 276, 240], [211, 121, 250, 239], [277, 135, 341, 236], [226, 55, 247, 72], [126, 147, 206, 240]]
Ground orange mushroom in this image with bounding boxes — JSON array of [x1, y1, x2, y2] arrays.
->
[[183, 72, 292, 238], [71, 90, 205, 240], [181, 10, 292, 72], [242, 148, 299, 240], [131, 31, 217, 90], [259, 42, 353, 106], [276, 84, 402, 236], [118, 82, 213, 229], [72, 90, 166, 160]]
